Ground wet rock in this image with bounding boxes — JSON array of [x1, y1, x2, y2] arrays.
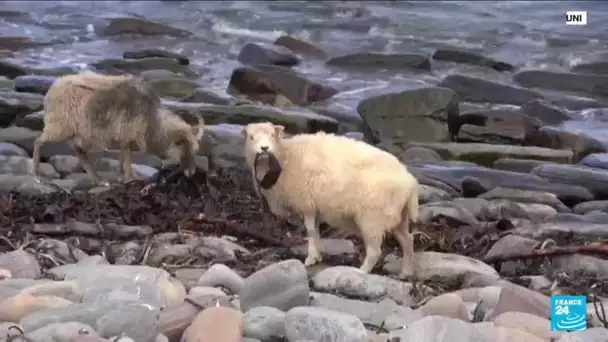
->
[[514, 70, 608, 97], [273, 35, 327, 59], [419, 293, 470, 321], [227, 65, 337, 106], [61, 265, 186, 309], [182, 87, 233, 105], [411, 163, 595, 206], [96, 302, 160, 341], [400, 146, 444, 164], [419, 185, 455, 203], [514, 220, 608, 241], [0, 293, 73, 322], [308, 102, 364, 133], [91, 58, 197, 77], [15, 109, 44, 131], [390, 316, 486, 341], [558, 328, 608, 342], [148, 77, 200, 101], [199, 124, 245, 169], [237, 42, 300, 67], [188, 286, 227, 298], [13, 75, 57, 95], [478, 187, 570, 213], [312, 266, 415, 305], [385, 252, 499, 288], [407, 142, 573, 167], [326, 52, 431, 71], [455, 109, 540, 145], [0, 76, 14, 90], [0, 250, 41, 279], [492, 158, 555, 174], [0, 36, 49, 51], [418, 202, 479, 226], [27, 322, 101, 341], [439, 74, 543, 106], [311, 292, 420, 331], [520, 99, 573, 126], [579, 152, 608, 170], [484, 235, 537, 274], [197, 263, 245, 295], [20, 280, 83, 303], [0, 92, 43, 127], [181, 306, 243, 342], [164, 101, 338, 134], [493, 312, 553, 341], [432, 48, 514, 72], [490, 281, 551, 320], [146, 244, 192, 267], [284, 306, 368, 342], [525, 126, 606, 162], [357, 87, 458, 153], [103, 17, 192, 37], [0, 142, 27, 157], [0, 59, 30, 78], [532, 163, 608, 199], [194, 236, 250, 262], [48, 155, 82, 175], [573, 200, 608, 214], [243, 306, 286, 341], [571, 60, 608, 75], [123, 48, 189, 65], [240, 259, 309, 312]]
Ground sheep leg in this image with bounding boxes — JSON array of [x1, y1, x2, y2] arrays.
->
[[303, 215, 323, 267], [358, 218, 384, 273], [119, 145, 134, 183], [32, 132, 50, 183], [393, 224, 415, 280], [73, 146, 107, 186]]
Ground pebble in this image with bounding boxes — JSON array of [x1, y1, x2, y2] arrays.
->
[[182, 306, 244, 342], [197, 263, 245, 294], [243, 306, 286, 340]]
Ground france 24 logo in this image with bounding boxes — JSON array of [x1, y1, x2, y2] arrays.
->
[[551, 295, 587, 331]]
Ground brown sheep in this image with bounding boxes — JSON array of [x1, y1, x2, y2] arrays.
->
[[32, 71, 205, 185]]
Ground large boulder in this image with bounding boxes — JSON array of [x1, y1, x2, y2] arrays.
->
[[357, 87, 458, 154]]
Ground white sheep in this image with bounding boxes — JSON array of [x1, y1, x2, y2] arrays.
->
[[243, 122, 420, 278], [32, 71, 205, 185]]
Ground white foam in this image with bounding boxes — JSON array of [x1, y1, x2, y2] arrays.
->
[[211, 19, 284, 42]]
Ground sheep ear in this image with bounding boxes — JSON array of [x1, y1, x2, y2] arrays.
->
[[274, 125, 285, 137]]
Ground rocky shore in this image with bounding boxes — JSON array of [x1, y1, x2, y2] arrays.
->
[[1, 14, 608, 342]]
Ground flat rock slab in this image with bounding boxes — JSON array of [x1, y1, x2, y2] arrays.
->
[[407, 142, 573, 166]]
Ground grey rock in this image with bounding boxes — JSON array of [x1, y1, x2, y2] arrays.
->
[[243, 306, 286, 340], [164, 101, 338, 134], [525, 126, 606, 162], [20, 280, 84, 303], [193, 236, 251, 262], [573, 200, 608, 215], [521, 99, 573, 126], [0, 250, 41, 279], [182, 87, 233, 105], [580, 153, 608, 170], [198, 124, 245, 169], [240, 259, 309, 312], [389, 315, 489, 342], [532, 163, 608, 199], [196, 263, 245, 294], [384, 252, 499, 288], [514, 70, 608, 97], [103, 17, 192, 37], [123, 48, 189, 65], [227, 65, 337, 106], [14, 75, 57, 95], [557, 328, 608, 342], [0, 142, 28, 157], [284, 306, 368, 342], [95, 302, 160, 342], [310, 292, 421, 331], [188, 286, 227, 298], [27, 322, 101, 342], [91, 57, 197, 77], [273, 35, 327, 59], [147, 77, 200, 101], [0, 155, 59, 178], [327, 52, 431, 71], [438, 74, 542, 106], [238, 42, 300, 67], [357, 87, 458, 154], [432, 49, 514, 72], [312, 266, 415, 305]]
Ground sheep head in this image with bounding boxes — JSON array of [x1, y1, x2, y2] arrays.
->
[[162, 111, 205, 177]]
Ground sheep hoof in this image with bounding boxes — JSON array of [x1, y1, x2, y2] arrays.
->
[[304, 254, 322, 267]]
